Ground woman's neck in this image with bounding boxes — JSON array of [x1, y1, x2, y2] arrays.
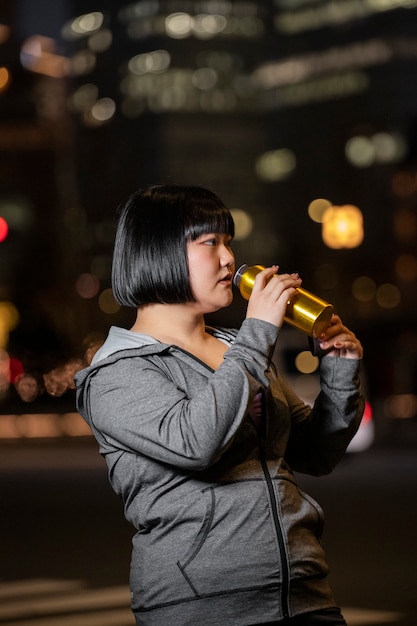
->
[[130, 303, 206, 347], [131, 303, 228, 370]]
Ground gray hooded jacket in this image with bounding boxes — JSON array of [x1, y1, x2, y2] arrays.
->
[[75, 317, 364, 626]]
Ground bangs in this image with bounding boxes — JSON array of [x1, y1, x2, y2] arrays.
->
[[184, 203, 235, 241]]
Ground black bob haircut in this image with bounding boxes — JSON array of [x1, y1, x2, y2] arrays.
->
[[112, 184, 235, 307]]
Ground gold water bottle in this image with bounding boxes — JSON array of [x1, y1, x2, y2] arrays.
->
[[233, 264, 334, 338]]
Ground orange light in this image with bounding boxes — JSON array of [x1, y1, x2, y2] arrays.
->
[[0, 302, 20, 350], [0, 66, 10, 91], [322, 204, 364, 249]]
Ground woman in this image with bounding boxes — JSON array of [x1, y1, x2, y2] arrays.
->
[[75, 184, 364, 625]]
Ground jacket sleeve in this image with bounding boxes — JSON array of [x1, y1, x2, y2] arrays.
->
[[85, 319, 279, 470], [283, 356, 365, 475]]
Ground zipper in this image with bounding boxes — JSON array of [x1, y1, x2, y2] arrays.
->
[[173, 344, 291, 614], [171, 346, 216, 372], [259, 408, 290, 619]]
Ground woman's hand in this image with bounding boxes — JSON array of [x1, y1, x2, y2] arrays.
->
[[246, 266, 302, 328], [318, 314, 363, 359]]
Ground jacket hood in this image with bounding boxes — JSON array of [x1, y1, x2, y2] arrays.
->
[[75, 326, 163, 425], [92, 326, 160, 363], [92, 325, 237, 365]]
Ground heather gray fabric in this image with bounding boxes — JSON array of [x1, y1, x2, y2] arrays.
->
[[75, 318, 364, 625]]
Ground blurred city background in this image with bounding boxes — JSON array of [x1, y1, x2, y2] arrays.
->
[[1, 0, 417, 441], [0, 0, 416, 624]]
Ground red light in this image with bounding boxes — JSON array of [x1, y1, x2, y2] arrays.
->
[[0, 216, 8, 242], [362, 401, 373, 423], [9, 357, 24, 383]]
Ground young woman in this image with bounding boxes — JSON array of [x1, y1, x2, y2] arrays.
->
[[75, 184, 364, 626]]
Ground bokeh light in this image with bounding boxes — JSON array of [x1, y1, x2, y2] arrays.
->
[[345, 135, 375, 168], [0, 302, 20, 349], [322, 205, 364, 249], [88, 29, 112, 53], [294, 351, 319, 374], [128, 50, 171, 75], [0, 24, 10, 44], [193, 14, 227, 39], [308, 198, 332, 223], [384, 394, 417, 419], [98, 289, 120, 314], [70, 50, 97, 76], [75, 273, 100, 299], [20, 36, 70, 78], [63, 12, 104, 39], [68, 83, 99, 113], [230, 209, 253, 240], [0, 66, 10, 92], [0, 349, 10, 398], [0, 216, 8, 241], [255, 149, 296, 182], [14, 373, 39, 402], [376, 283, 401, 309], [165, 12, 193, 39], [0, 196, 34, 232], [90, 97, 116, 122], [391, 171, 417, 198], [393, 209, 417, 243], [372, 132, 407, 163], [192, 67, 218, 89], [345, 131, 407, 168], [275, 0, 417, 34], [352, 276, 377, 302], [395, 254, 417, 282]]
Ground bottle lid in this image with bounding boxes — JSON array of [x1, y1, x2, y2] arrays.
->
[[233, 264, 248, 288]]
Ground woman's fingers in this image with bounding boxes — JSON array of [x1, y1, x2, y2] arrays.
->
[[319, 315, 363, 359], [246, 267, 302, 327]]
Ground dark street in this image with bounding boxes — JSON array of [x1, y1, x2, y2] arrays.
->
[[0, 438, 416, 625]]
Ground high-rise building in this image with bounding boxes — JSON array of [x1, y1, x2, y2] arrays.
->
[[1, 0, 417, 425]]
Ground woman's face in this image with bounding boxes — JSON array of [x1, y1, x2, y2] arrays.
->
[[187, 233, 235, 313]]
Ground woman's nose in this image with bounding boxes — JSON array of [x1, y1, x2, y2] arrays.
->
[[222, 247, 235, 268]]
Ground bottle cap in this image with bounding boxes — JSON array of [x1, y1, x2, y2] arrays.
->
[[233, 264, 249, 288]]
